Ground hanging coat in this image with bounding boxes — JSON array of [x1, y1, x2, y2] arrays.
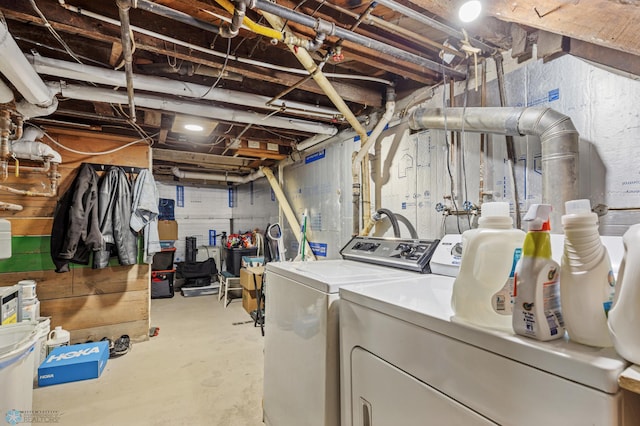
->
[[93, 167, 138, 268], [130, 169, 161, 264], [50, 163, 102, 273]]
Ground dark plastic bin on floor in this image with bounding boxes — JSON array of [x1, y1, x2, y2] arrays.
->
[[225, 247, 258, 277]]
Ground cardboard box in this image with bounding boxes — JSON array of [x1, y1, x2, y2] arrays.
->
[[242, 288, 264, 314], [240, 266, 264, 290], [38, 341, 109, 387], [158, 220, 178, 241], [241, 256, 264, 268]]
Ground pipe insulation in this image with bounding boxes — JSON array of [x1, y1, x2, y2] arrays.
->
[[12, 127, 62, 164], [0, 79, 14, 104], [47, 82, 338, 135], [409, 107, 579, 232], [0, 21, 57, 114], [27, 55, 342, 119]]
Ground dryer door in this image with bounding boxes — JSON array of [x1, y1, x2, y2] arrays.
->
[[351, 347, 496, 426]]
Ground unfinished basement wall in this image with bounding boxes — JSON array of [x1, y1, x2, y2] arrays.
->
[[0, 128, 151, 342], [156, 182, 232, 263], [232, 177, 279, 237], [266, 51, 640, 258]]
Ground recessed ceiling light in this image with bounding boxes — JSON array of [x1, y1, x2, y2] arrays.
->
[[184, 124, 204, 132], [459, 0, 482, 23]]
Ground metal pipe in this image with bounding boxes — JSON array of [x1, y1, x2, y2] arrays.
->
[[48, 82, 338, 135], [409, 107, 579, 232], [135, 0, 220, 34], [58, 0, 392, 85], [29, 55, 342, 120], [213, 0, 283, 40], [259, 12, 367, 138], [253, 0, 466, 79], [373, 0, 495, 54], [219, 0, 248, 38], [324, 2, 464, 59], [116, 0, 137, 122]]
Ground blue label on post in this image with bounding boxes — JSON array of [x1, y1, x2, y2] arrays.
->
[[309, 242, 328, 257], [228, 187, 234, 208], [176, 185, 184, 207], [209, 230, 217, 246]]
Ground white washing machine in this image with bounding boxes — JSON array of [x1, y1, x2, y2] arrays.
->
[[263, 236, 440, 426], [339, 235, 639, 426]]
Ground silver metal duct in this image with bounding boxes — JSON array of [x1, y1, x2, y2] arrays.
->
[[409, 107, 579, 232]]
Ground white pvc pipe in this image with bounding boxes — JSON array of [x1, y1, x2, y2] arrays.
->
[[47, 82, 338, 135], [29, 55, 342, 120], [0, 21, 55, 107], [0, 79, 14, 103], [171, 166, 264, 183]]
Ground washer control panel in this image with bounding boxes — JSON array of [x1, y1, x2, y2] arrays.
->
[[340, 236, 440, 273]]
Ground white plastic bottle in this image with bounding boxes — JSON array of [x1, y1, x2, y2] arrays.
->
[[560, 199, 615, 347], [451, 202, 526, 330], [512, 204, 564, 341], [46, 325, 70, 355], [608, 223, 640, 363]]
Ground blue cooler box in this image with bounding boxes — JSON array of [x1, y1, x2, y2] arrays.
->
[[38, 341, 109, 386]]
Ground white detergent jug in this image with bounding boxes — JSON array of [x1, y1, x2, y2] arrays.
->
[[560, 199, 615, 347], [46, 325, 70, 355], [451, 202, 525, 330], [608, 223, 640, 363]]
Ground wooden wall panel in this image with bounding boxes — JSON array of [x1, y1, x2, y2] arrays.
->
[[0, 126, 152, 342], [40, 290, 149, 331]]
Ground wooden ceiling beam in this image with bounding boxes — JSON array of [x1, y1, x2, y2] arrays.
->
[[0, 2, 382, 107]]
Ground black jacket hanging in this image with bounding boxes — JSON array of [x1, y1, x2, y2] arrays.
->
[[50, 163, 102, 273], [93, 166, 139, 269]]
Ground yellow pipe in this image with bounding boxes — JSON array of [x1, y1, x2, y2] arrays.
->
[[212, 0, 284, 41]]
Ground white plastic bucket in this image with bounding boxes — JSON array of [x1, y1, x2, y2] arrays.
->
[[0, 322, 38, 419], [33, 318, 50, 380]]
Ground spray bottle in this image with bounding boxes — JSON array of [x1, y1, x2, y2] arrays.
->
[[512, 204, 564, 341]]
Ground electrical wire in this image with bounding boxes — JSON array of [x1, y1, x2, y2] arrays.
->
[[27, 123, 154, 155], [29, 0, 84, 65], [196, 37, 231, 100]]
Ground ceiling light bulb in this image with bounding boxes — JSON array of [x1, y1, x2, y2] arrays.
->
[[459, 0, 482, 23], [184, 124, 204, 132]]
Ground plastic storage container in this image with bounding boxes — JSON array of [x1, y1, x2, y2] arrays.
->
[[0, 322, 38, 416], [560, 199, 615, 347], [608, 223, 640, 363], [512, 204, 564, 341], [225, 247, 258, 277], [451, 202, 526, 330]]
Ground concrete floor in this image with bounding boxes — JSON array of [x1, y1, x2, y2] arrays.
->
[[33, 294, 265, 425]]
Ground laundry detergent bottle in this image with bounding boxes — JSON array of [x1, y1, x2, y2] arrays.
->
[[451, 202, 525, 330], [560, 199, 615, 347], [512, 204, 564, 341], [608, 223, 640, 363]]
